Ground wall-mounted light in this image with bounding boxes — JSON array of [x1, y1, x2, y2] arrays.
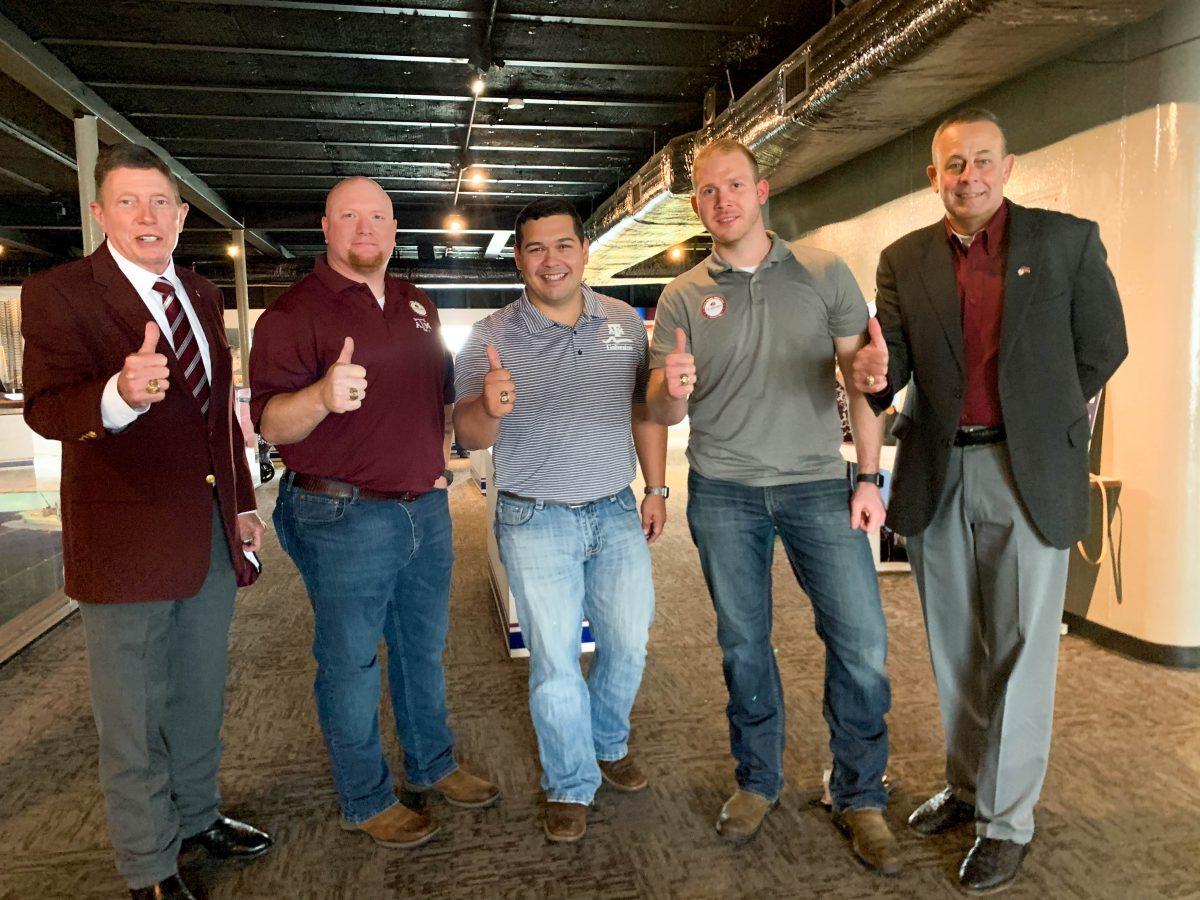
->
[[226, 244, 240, 258], [470, 76, 486, 96]]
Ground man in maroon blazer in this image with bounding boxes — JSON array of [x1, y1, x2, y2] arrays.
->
[[21, 144, 272, 900]]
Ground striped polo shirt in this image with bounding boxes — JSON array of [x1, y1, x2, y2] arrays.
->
[[455, 285, 649, 504]]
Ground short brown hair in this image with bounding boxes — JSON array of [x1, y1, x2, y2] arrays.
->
[[513, 197, 585, 248], [94, 143, 181, 200], [931, 108, 1008, 157], [692, 138, 761, 185]]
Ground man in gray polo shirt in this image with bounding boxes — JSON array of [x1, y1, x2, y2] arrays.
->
[[454, 198, 668, 844], [647, 139, 900, 875]]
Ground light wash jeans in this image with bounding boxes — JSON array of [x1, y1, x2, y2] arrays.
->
[[495, 486, 655, 805]]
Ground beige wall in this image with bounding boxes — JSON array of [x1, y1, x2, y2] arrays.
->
[[770, 0, 1200, 649]]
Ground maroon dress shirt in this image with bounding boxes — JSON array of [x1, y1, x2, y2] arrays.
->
[[947, 202, 1007, 427], [249, 256, 453, 493]]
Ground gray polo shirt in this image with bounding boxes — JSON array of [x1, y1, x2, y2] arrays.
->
[[455, 285, 649, 504], [648, 233, 867, 486]]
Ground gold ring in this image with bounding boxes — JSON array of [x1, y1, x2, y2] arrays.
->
[[348, 387, 360, 401], [147, 378, 161, 393], [679, 374, 690, 386], [865, 375, 876, 388], [499, 390, 511, 404]]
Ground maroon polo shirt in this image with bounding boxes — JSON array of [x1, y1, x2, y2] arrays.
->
[[249, 256, 453, 492], [946, 201, 1007, 427]]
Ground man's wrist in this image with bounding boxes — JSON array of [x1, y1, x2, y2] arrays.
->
[[644, 485, 669, 498]]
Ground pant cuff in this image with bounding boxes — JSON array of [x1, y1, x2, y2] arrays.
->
[[546, 793, 594, 806], [977, 821, 1033, 845], [124, 863, 180, 892], [342, 795, 400, 826], [405, 759, 459, 791]]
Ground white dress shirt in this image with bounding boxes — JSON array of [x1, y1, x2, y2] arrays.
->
[[101, 241, 214, 431]]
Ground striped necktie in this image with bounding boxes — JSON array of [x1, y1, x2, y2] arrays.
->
[[152, 278, 211, 415]]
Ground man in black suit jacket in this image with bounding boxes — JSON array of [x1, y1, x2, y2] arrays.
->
[[851, 109, 1127, 895]]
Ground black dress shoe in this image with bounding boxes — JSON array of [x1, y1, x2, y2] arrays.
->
[[908, 786, 975, 836], [130, 874, 196, 900], [958, 836, 1029, 894], [180, 814, 273, 859]]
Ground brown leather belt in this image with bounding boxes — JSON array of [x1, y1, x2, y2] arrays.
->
[[954, 425, 1006, 447], [287, 470, 426, 503]]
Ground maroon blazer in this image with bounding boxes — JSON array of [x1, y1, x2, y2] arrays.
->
[[21, 242, 259, 603]]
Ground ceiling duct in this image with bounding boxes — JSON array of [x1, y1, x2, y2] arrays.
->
[[583, 0, 1168, 284]]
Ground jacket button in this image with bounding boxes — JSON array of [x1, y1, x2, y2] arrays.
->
[[205, 474, 216, 485]]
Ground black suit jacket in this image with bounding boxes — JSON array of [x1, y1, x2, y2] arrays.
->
[[21, 242, 259, 602], [870, 201, 1128, 549]]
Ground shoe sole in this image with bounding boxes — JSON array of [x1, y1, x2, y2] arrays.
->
[[339, 819, 441, 849], [958, 878, 1018, 896], [404, 784, 502, 809], [715, 799, 779, 844], [599, 769, 648, 793], [543, 822, 587, 844]]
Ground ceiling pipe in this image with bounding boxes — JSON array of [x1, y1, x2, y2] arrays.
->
[[583, 0, 1168, 283]]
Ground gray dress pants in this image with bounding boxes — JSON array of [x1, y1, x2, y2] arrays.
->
[[908, 442, 1069, 845], [78, 504, 237, 889]]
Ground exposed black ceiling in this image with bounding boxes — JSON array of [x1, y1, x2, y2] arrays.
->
[[0, 0, 836, 300]]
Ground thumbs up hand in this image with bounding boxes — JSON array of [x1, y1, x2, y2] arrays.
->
[[321, 336, 368, 413], [851, 317, 890, 394], [482, 344, 516, 419], [117, 321, 171, 407], [664, 328, 696, 400]]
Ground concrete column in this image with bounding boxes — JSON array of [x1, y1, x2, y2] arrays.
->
[[72, 115, 102, 254], [231, 229, 251, 386]]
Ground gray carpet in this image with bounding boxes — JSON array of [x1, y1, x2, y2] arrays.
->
[[2, 456, 1198, 899]]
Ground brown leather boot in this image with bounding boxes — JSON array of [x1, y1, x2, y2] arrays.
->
[[833, 808, 904, 876], [340, 802, 440, 849], [715, 790, 777, 843], [598, 755, 648, 792], [409, 767, 501, 808], [543, 802, 588, 843]]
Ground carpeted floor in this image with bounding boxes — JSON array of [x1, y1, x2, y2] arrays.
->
[[1, 455, 1198, 899]]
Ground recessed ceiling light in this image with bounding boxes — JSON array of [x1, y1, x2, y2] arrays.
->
[[668, 246, 685, 262], [470, 76, 486, 96], [506, 97, 525, 110], [445, 213, 466, 232], [467, 167, 488, 188]]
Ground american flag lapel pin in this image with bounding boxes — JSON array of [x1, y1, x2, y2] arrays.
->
[[1017, 265, 1031, 277]]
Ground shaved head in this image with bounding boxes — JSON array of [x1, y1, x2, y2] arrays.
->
[[322, 176, 397, 280], [325, 176, 393, 218]]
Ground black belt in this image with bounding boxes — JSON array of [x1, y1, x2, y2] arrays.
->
[[954, 426, 1006, 447], [499, 490, 614, 509], [287, 470, 426, 502]]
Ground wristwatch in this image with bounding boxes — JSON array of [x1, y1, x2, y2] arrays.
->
[[855, 472, 884, 487], [644, 486, 670, 498], [442, 468, 455, 486]]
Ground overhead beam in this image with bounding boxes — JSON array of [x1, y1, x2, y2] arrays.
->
[[90, 81, 697, 111], [198, 173, 607, 187], [0, 228, 55, 256], [154, 0, 755, 32], [165, 138, 639, 156], [0, 13, 291, 258], [127, 112, 653, 134], [178, 156, 624, 173], [41, 39, 708, 73]]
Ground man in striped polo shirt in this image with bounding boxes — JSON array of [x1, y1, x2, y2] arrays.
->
[[454, 197, 668, 843]]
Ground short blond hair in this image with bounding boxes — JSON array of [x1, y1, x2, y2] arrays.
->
[[692, 138, 760, 184]]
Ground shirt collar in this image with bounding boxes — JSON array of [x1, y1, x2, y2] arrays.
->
[[107, 240, 182, 298], [516, 283, 606, 333], [945, 200, 1009, 256], [705, 231, 791, 277]]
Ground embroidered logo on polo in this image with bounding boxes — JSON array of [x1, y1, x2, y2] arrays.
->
[[701, 295, 727, 319], [603, 323, 636, 351], [409, 298, 432, 332], [414, 319, 432, 333], [409, 300, 427, 316]]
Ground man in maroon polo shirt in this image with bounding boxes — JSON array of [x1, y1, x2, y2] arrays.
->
[[249, 176, 498, 850], [851, 109, 1126, 894]]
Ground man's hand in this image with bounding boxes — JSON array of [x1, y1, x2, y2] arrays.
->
[[664, 328, 696, 400], [118, 322, 171, 407], [482, 344, 516, 419], [849, 482, 885, 533], [237, 511, 266, 552], [320, 336, 368, 414], [641, 494, 667, 544], [851, 317, 889, 394]]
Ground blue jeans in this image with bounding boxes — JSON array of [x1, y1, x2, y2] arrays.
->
[[275, 475, 457, 823], [686, 471, 891, 810], [495, 487, 655, 805]]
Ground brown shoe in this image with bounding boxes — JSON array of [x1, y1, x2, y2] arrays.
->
[[339, 802, 439, 849], [715, 790, 777, 843], [833, 808, 904, 876], [543, 802, 588, 843], [409, 767, 501, 809], [598, 755, 648, 792]]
